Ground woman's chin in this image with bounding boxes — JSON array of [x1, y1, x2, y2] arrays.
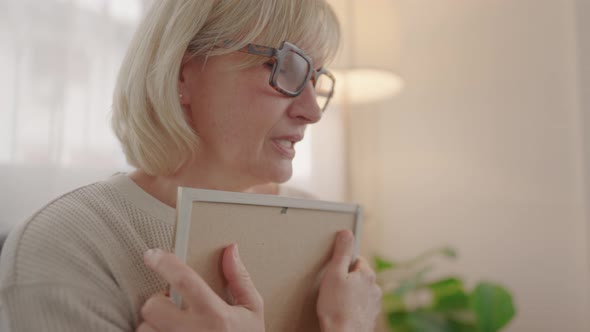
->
[[266, 164, 293, 184]]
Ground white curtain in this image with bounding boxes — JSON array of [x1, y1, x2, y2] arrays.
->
[[0, 0, 346, 234]]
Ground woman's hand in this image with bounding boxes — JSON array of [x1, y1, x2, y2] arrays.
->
[[136, 245, 265, 332], [317, 230, 383, 332]]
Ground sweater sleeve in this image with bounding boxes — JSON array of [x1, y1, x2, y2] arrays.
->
[[0, 179, 175, 332], [0, 208, 135, 332], [0, 282, 133, 332]]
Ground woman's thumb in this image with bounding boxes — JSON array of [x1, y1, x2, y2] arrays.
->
[[222, 244, 263, 311], [328, 230, 355, 277]]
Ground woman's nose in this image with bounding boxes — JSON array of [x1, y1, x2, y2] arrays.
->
[[287, 83, 322, 124]]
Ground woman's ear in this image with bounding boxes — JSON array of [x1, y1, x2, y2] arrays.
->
[[178, 52, 193, 105], [178, 52, 196, 126]]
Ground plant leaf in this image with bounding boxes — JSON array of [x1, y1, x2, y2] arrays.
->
[[448, 319, 478, 332], [387, 311, 413, 332], [393, 265, 433, 297], [440, 247, 458, 259], [471, 282, 516, 332], [383, 292, 406, 312], [375, 256, 397, 272], [427, 277, 470, 311], [407, 310, 452, 332], [388, 310, 452, 332]]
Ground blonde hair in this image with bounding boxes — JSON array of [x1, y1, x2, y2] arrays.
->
[[111, 0, 340, 176]]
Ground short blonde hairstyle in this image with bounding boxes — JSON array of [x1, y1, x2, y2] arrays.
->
[[112, 0, 340, 176]]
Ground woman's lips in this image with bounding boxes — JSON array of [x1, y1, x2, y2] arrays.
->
[[271, 138, 297, 159]]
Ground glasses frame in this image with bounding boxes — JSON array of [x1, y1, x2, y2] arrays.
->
[[228, 41, 335, 111]]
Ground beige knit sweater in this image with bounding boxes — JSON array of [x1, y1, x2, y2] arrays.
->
[[0, 174, 311, 331], [0, 174, 177, 331]]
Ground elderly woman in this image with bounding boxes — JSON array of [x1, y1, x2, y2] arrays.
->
[[0, 1, 381, 331]]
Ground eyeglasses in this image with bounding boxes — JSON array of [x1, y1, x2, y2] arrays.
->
[[231, 41, 335, 112]]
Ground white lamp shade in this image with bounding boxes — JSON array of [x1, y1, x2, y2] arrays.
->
[[332, 68, 404, 105], [327, 0, 403, 104]]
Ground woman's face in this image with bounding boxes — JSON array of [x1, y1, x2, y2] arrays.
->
[[179, 51, 322, 189]]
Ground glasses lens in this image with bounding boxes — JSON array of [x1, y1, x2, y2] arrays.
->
[[314, 73, 334, 111], [276, 50, 310, 94]]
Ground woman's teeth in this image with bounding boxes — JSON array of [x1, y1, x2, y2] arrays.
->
[[277, 139, 293, 148]]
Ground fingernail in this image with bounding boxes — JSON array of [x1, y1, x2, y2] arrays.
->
[[233, 244, 247, 273], [339, 231, 352, 244], [144, 248, 163, 267], [233, 244, 240, 261]]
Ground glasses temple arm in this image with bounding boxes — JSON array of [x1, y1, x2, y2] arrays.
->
[[238, 44, 275, 58]]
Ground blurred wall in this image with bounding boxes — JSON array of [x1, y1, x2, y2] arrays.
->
[[579, 0, 590, 240], [351, 1, 590, 331]]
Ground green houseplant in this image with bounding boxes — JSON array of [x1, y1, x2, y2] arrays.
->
[[374, 247, 516, 332]]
